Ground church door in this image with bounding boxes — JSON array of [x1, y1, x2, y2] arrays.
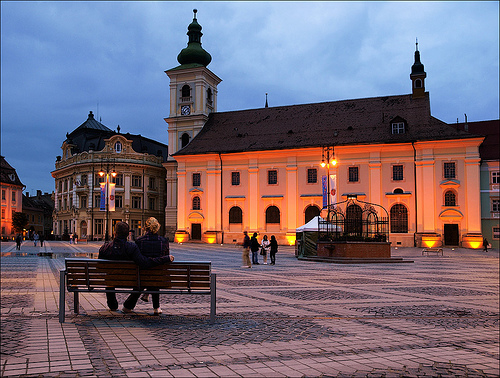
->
[[191, 223, 202, 240], [443, 224, 459, 246]]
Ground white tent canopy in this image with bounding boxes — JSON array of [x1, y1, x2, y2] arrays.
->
[[296, 216, 341, 232]]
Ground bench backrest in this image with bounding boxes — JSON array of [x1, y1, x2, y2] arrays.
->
[[65, 258, 211, 292]]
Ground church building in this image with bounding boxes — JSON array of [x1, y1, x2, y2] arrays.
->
[[164, 10, 485, 248]]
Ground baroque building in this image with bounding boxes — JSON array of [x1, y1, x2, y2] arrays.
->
[[1, 156, 24, 240], [23, 190, 54, 239], [52, 112, 168, 240], [165, 11, 490, 248]]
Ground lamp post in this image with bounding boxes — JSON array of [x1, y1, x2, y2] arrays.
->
[[321, 146, 337, 234], [98, 160, 116, 242]]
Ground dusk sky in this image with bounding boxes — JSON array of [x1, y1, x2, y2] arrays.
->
[[1, 1, 498, 196]]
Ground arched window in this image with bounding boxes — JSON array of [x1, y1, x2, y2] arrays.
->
[[444, 190, 456, 206], [345, 204, 362, 235], [207, 88, 212, 103], [266, 206, 280, 224], [304, 205, 320, 224], [415, 79, 422, 88], [181, 84, 191, 98], [229, 206, 242, 224], [390, 204, 408, 233], [393, 188, 404, 194], [181, 133, 190, 148], [192, 196, 200, 210]]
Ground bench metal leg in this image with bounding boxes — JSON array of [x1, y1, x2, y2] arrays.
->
[[74, 292, 79, 314], [59, 270, 66, 323], [210, 273, 216, 324]]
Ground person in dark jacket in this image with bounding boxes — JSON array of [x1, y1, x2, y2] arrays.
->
[[98, 221, 171, 312], [242, 231, 251, 268], [250, 232, 260, 265], [269, 235, 278, 265], [130, 217, 173, 315]]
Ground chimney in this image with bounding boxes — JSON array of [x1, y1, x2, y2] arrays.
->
[[464, 114, 468, 132], [37, 190, 42, 198]]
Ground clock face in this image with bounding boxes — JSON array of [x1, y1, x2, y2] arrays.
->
[[181, 105, 191, 115]]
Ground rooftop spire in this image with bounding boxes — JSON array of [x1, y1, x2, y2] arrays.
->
[[265, 93, 268, 108], [411, 38, 425, 75], [177, 9, 212, 67]]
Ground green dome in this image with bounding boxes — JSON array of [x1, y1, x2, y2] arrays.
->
[[177, 9, 212, 67]]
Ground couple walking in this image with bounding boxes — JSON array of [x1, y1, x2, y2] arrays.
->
[[242, 231, 277, 268], [98, 217, 174, 315]]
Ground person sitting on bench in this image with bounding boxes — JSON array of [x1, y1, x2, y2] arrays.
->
[[98, 221, 171, 312]]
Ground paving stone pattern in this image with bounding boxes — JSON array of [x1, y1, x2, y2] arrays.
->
[[1, 241, 499, 377]]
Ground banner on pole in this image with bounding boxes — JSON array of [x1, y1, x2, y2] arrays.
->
[[108, 183, 116, 212], [100, 182, 106, 211], [322, 175, 337, 209]]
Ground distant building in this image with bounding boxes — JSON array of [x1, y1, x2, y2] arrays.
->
[[51, 112, 168, 241], [23, 191, 54, 239], [165, 11, 489, 248], [1, 156, 24, 240]]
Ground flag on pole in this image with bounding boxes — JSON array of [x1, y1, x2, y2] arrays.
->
[[100, 183, 106, 211], [322, 175, 337, 209], [108, 183, 116, 212]]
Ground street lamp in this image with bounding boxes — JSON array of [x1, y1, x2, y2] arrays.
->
[[98, 160, 117, 242], [320, 146, 337, 234]]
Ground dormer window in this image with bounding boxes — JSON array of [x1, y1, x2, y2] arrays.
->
[[392, 122, 405, 134], [114, 141, 122, 153]]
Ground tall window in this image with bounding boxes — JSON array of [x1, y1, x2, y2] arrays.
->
[[390, 204, 408, 233], [192, 173, 201, 187], [95, 174, 105, 186], [132, 196, 141, 209], [231, 172, 240, 186], [229, 206, 242, 224], [268, 170, 278, 185], [149, 197, 156, 210], [149, 177, 156, 190], [492, 199, 500, 213], [81, 174, 88, 186], [114, 174, 123, 186], [1, 190, 5, 200], [348, 166, 359, 182], [392, 165, 404, 181], [114, 141, 122, 153], [492, 171, 500, 184], [1, 209, 4, 219], [115, 195, 123, 208], [192, 196, 201, 210], [132, 175, 142, 187], [181, 84, 191, 99], [265, 206, 280, 224], [392, 122, 405, 134], [444, 191, 456, 206], [11, 192, 15, 202], [94, 195, 100, 208], [80, 196, 87, 209], [307, 169, 317, 184], [94, 219, 103, 235], [444, 162, 456, 179]]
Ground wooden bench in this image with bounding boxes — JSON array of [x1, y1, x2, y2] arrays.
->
[[59, 258, 216, 324], [422, 248, 443, 256]]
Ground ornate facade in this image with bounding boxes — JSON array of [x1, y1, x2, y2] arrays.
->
[[1, 156, 24, 240], [52, 112, 168, 240]]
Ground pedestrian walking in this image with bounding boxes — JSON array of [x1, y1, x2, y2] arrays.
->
[[250, 232, 260, 265], [483, 238, 489, 252], [15, 234, 22, 250], [241, 231, 251, 268], [33, 232, 39, 247], [261, 235, 270, 265], [269, 235, 278, 265], [39, 234, 44, 247]]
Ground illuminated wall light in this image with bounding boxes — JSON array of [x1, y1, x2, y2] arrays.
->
[[286, 234, 296, 246], [468, 241, 482, 249]]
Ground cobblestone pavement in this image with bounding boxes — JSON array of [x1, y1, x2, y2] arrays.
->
[[1, 241, 498, 377]]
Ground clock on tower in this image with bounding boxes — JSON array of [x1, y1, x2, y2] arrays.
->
[[181, 105, 191, 115]]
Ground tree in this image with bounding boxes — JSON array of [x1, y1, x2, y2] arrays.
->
[[11, 212, 29, 233]]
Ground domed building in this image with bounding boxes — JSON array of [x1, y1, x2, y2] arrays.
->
[[52, 112, 168, 241]]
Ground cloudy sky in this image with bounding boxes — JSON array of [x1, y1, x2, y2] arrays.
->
[[1, 1, 498, 196]]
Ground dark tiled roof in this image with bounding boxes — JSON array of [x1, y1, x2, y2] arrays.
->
[[23, 193, 54, 214], [456, 120, 499, 161], [174, 94, 480, 156], [64, 113, 168, 162], [0, 156, 24, 187]]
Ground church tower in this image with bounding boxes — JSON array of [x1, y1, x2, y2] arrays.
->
[[163, 9, 222, 238], [410, 40, 427, 98]]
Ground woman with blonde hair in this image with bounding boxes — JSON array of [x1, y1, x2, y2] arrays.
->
[[122, 217, 174, 315]]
